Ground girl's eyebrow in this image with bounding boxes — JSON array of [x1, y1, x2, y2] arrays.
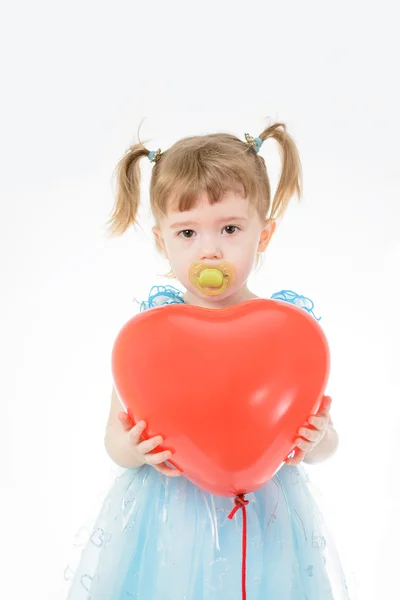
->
[[169, 216, 248, 229]]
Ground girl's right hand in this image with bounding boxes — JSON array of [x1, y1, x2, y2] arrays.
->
[[117, 412, 182, 477]]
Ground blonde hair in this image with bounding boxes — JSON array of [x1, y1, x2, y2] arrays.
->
[[107, 121, 303, 275]]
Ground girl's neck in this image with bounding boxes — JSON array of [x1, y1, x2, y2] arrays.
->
[[182, 284, 259, 310]]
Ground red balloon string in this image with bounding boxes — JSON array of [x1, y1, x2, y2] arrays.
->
[[228, 494, 250, 600]]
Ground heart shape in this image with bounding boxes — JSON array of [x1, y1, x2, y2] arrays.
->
[[112, 299, 329, 496]]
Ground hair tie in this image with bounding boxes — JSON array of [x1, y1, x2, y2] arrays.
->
[[244, 133, 264, 153], [148, 149, 162, 164]]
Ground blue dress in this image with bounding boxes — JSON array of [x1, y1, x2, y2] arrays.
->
[[64, 286, 351, 600]]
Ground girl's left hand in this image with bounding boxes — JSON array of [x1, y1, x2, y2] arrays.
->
[[284, 395, 333, 466]]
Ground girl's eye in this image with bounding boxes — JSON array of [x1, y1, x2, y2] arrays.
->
[[178, 229, 195, 239], [224, 225, 240, 235]]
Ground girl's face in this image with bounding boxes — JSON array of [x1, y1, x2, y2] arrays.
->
[[152, 191, 276, 307]]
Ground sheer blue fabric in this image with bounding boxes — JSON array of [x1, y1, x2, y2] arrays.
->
[[64, 286, 351, 599]]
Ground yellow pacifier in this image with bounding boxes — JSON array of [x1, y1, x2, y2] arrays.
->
[[188, 262, 236, 296]]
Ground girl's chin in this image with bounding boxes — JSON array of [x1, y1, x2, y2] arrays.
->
[[196, 287, 239, 303]]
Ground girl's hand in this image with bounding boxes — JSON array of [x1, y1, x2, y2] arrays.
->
[[117, 412, 182, 477], [285, 395, 333, 466]]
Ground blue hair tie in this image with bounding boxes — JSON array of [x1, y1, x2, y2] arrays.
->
[[244, 133, 264, 154], [148, 149, 162, 164], [252, 137, 263, 153]]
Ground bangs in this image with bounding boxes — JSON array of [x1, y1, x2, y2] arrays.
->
[[167, 175, 252, 214]]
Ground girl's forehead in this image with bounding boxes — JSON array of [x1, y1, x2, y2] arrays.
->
[[165, 191, 254, 222]]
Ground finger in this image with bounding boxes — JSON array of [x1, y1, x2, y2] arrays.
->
[[138, 435, 164, 455], [153, 463, 182, 477], [128, 421, 147, 444], [308, 416, 328, 430], [318, 395, 332, 416], [117, 411, 134, 430], [144, 449, 173, 466], [285, 447, 301, 464], [285, 449, 305, 465], [294, 437, 315, 452], [298, 427, 323, 442]]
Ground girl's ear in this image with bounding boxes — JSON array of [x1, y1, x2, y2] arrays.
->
[[152, 226, 168, 256], [257, 220, 276, 253]]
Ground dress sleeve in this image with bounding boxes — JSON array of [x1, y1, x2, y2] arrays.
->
[[270, 289, 321, 321], [139, 285, 185, 312]]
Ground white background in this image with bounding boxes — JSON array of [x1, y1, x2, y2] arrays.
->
[[1, 1, 399, 599]]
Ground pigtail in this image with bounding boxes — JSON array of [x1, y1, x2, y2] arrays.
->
[[257, 122, 303, 220], [106, 135, 152, 237]]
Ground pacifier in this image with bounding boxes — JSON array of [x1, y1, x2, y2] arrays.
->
[[188, 261, 236, 296]]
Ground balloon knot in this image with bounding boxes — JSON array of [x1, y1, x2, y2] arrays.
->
[[228, 494, 249, 520]]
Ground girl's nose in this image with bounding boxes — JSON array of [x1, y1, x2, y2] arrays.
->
[[199, 247, 223, 260], [198, 232, 223, 260]]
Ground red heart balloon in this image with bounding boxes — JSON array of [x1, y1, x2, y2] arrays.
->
[[111, 299, 330, 497]]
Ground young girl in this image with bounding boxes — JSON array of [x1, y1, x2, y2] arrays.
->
[[64, 122, 351, 599]]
